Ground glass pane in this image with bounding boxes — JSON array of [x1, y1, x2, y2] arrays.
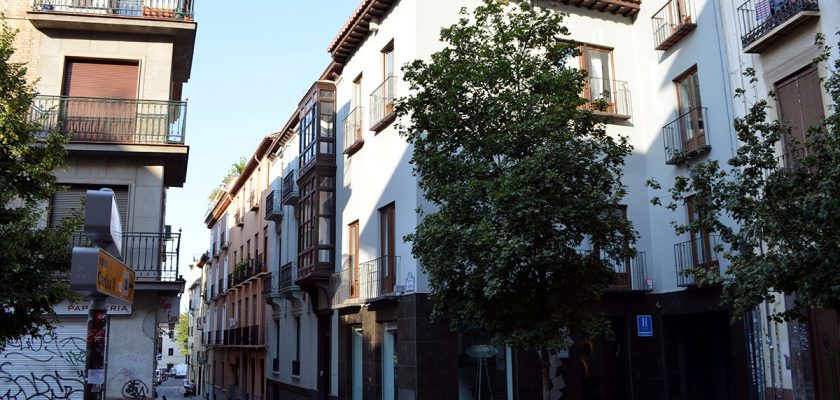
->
[[319, 217, 332, 245], [318, 249, 332, 262], [385, 51, 394, 77]]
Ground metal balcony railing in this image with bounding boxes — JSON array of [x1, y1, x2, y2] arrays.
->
[[333, 256, 402, 307], [220, 230, 230, 250], [737, 0, 819, 50], [72, 230, 181, 282], [280, 261, 296, 291], [32, 0, 195, 21], [651, 0, 697, 50], [674, 234, 722, 287], [663, 107, 709, 165], [343, 106, 364, 154], [606, 251, 650, 291], [235, 209, 244, 227], [281, 169, 299, 206], [582, 77, 632, 118], [264, 188, 283, 222], [370, 76, 397, 130], [248, 189, 258, 211], [29, 96, 187, 145]]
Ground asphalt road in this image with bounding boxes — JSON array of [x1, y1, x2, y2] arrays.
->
[[154, 375, 195, 400]]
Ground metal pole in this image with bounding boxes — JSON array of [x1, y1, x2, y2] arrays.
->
[[84, 296, 109, 400]]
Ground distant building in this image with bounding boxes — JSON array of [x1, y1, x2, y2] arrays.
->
[[0, 0, 196, 398]]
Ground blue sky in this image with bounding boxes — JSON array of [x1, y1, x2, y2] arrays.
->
[[168, 0, 360, 288]]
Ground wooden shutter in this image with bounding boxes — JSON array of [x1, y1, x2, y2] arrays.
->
[[776, 67, 826, 151], [50, 185, 129, 229], [62, 59, 139, 99]]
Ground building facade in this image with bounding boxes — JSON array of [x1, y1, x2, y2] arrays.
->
[[189, 0, 840, 399], [0, 1, 197, 399]]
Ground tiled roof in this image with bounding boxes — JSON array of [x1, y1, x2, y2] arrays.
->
[[327, 0, 394, 63]]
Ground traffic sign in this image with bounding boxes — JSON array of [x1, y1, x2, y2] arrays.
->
[[70, 247, 135, 303], [637, 315, 653, 337]]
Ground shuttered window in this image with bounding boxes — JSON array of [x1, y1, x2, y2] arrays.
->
[[776, 67, 825, 152], [62, 59, 139, 99], [50, 185, 129, 229]]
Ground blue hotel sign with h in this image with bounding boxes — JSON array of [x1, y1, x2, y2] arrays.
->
[[637, 315, 653, 337]]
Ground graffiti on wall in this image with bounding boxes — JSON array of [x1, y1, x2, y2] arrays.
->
[[121, 379, 149, 399], [0, 332, 87, 400]]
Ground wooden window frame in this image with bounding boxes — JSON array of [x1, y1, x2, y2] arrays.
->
[[673, 66, 707, 152], [573, 43, 619, 115], [685, 195, 714, 270], [348, 221, 360, 299], [379, 203, 396, 294]]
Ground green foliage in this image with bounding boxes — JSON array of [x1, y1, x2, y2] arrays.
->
[[398, 0, 635, 352], [0, 23, 78, 348], [175, 312, 189, 355], [649, 34, 840, 320], [207, 156, 247, 202]]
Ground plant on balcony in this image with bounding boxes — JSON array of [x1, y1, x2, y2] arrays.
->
[[398, 2, 635, 398], [648, 34, 840, 320], [234, 260, 249, 281], [0, 24, 81, 348], [207, 156, 247, 202]]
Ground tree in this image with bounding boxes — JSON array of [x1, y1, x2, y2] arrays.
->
[[207, 156, 247, 201], [175, 312, 189, 356], [397, 1, 635, 397], [0, 23, 77, 348], [648, 34, 840, 320]]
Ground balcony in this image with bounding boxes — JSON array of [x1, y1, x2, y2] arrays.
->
[[651, 0, 697, 51], [211, 242, 218, 259], [31, 0, 195, 21], [232, 257, 267, 287], [30, 95, 187, 145], [663, 107, 710, 165], [582, 77, 632, 119], [370, 76, 397, 132], [556, 0, 641, 17], [281, 169, 299, 206], [264, 187, 283, 223], [220, 230, 230, 250], [343, 106, 364, 155], [234, 209, 244, 227], [248, 190, 259, 212], [72, 230, 181, 282], [605, 252, 651, 292], [674, 234, 723, 287], [738, 0, 819, 53], [263, 262, 299, 302], [333, 256, 403, 308]]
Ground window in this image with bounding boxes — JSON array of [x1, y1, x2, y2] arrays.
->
[[349, 221, 360, 298], [352, 327, 363, 400], [382, 326, 398, 400], [566, 44, 628, 116], [344, 74, 365, 154], [674, 67, 706, 152], [379, 203, 396, 293], [293, 316, 301, 376], [686, 196, 713, 269], [50, 184, 129, 229], [298, 176, 335, 274], [776, 66, 825, 164], [371, 40, 397, 130], [168, 348, 174, 356]]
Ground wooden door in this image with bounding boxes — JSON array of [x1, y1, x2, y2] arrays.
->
[[584, 46, 615, 114], [62, 59, 139, 142], [686, 197, 712, 269], [676, 69, 705, 152], [379, 203, 395, 293], [349, 221, 359, 298]]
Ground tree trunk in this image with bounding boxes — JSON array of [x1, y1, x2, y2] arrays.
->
[[538, 348, 552, 400]]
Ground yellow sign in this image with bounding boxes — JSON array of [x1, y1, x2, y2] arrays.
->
[[96, 249, 135, 303]]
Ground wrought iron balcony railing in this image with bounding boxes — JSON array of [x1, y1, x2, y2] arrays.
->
[[663, 107, 710, 165], [605, 251, 651, 291], [737, 0, 819, 52], [248, 189, 259, 211], [582, 77, 632, 118], [370, 76, 397, 131], [264, 181, 283, 223], [29, 96, 187, 145], [32, 0, 195, 21], [674, 234, 722, 287], [234, 209, 244, 227], [343, 106, 364, 154], [333, 256, 402, 307], [651, 0, 697, 51], [72, 230, 181, 282], [281, 169, 299, 206]]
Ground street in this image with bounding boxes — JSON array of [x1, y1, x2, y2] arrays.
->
[[154, 376, 194, 400]]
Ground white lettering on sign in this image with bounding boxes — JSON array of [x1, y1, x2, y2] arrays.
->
[[55, 299, 132, 315]]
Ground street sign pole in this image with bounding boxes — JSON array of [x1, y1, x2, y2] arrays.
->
[[83, 296, 108, 400], [70, 189, 133, 400]]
